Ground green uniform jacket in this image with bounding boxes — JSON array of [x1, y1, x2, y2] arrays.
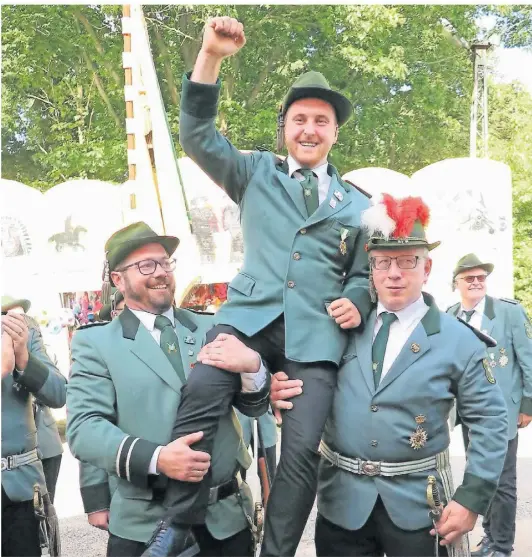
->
[[448, 296, 532, 440], [317, 293, 508, 531], [180, 74, 372, 366], [235, 407, 278, 450], [67, 307, 270, 543], [2, 324, 67, 501], [34, 404, 63, 460]]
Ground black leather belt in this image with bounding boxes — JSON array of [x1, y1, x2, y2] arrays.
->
[[208, 477, 239, 505]]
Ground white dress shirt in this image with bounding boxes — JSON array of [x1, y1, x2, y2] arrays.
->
[[373, 295, 430, 383], [287, 155, 331, 205], [130, 308, 267, 474], [459, 296, 486, 330]]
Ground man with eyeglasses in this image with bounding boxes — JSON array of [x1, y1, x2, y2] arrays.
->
[[270, 194, 509, 557], [66, 221, 271, 557], [447, 253, 532, 557]]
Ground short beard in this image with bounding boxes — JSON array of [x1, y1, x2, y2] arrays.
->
[[123, 273, 174, 314]]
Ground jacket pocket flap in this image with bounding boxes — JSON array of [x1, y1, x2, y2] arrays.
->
[[118, 480, 153, 501], [229, 273, 256, 297]]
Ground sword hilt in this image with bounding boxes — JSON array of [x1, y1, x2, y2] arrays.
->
[[426, 475, 443, 521]]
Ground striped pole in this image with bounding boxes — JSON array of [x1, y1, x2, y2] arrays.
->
[[122, 5, 136, 183]]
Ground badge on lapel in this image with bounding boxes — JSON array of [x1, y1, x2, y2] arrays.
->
[[339, 228, 349, 256], [483, 358, 496, 384], [167, 343, 178, 353], [184, 336, 196, 345], [498, 348, 509, 368]]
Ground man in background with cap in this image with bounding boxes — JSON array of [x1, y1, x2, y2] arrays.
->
[[271, 195, 508, 556], [154, 16, 372, 557], [447, 253, 532, 557], [2, 295, 66, 556], [66, 221, 271, 557]]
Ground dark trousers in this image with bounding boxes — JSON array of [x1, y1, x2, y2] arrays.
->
[[463, 426, 518, 553], [42, 454, 62, 504], [1, 486, 41, 556], [107, 526, 254, 557], [163, 317, 337, 557], [315, 497, 442, 557]]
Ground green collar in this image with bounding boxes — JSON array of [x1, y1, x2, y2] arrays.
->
[[119, 306, 197, 340], [420, 292, 441, 336], [275, 155, 349, 193], [484, 296, 495, 320]]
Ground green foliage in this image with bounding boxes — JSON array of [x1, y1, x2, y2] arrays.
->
[[1, 5, 530, 305]]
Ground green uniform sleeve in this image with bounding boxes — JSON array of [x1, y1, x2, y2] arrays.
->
[[511, 304, 532, 415], [79, 460, 111, 514], [452, 341, 508, 514], [233, 371, 271, 418], [341, 223, 371, 326], [67, 331, 159, 489], [179, 72, 262, 205], [13, 324, 67, 409]]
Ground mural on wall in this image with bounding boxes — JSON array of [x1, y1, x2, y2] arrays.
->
[[1, 215, 33, 257], [48, 215, 88, 253]]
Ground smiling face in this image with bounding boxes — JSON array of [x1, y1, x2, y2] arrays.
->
[[111, 243, 176, 314], [284, 97, 338, 169], [371, 247, 432, 311], [454, 267, 488, 308]]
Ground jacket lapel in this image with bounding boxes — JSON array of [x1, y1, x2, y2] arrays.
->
[[481, 296, 496, 336], [120, 307, 183, 393], [377, 293, 441, 393], [275, 157, 307, 219], [355, 310, 378, 394], [305, 171, 352, 228]]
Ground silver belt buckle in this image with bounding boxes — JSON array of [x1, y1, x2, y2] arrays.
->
[[359, 460, 381, 476], [1, 456, 14, 471], [208, 485, 219, 505]]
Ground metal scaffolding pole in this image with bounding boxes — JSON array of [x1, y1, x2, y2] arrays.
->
[[470, 41, 491, 158]]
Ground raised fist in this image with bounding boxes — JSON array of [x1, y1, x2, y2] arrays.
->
[[201, 17, 246, 59]]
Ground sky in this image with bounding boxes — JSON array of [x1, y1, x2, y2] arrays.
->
[[495, 47, 532, 93]]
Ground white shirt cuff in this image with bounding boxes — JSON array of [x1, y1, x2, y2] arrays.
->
[[148, 445, 164, 475], [241, 360, 268, 392]]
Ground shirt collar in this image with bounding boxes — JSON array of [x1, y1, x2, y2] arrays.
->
[[377, 295, 428, 328], [130, 307, 175, 332], [287, 155, 329, 183], [460, 296, 486, 317]]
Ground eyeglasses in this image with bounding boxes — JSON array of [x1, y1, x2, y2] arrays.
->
[[370, 255, 423, 271], [457, 275, 487, 284], [115, 258, 176, 275]]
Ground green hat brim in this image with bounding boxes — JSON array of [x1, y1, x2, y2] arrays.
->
[[99, 290, 124, 321], [453, 262, 494, 280], [108, 235, 179, 274], [367, 238, 441, 251], [283, 87, 353, 127], [1, 297, 31, 313]]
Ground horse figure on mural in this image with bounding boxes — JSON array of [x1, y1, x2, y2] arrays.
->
[[48, 216, 87, 252]]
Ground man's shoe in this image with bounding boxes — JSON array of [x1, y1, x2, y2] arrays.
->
[[141, 520, 200, 557], [471, 536, 493, 557], [487, 552, 511, 557]]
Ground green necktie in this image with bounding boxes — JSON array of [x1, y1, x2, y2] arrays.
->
[[462, 310, 475, 323], [154, 315, 187, 384], [372, 312, 398, 389], [298, 169, 319, 217]]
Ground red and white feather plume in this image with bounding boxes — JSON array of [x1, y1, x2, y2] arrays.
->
[[362, 194, 431, 239]]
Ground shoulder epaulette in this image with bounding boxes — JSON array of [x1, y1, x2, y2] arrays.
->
[[343, 179, 372, 199], [186, 309, 215, 316], [77, 321, 110, 330], [255, 146, 270, 152], [456, 317, 497, 347], [500, 297, 518, 305]]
